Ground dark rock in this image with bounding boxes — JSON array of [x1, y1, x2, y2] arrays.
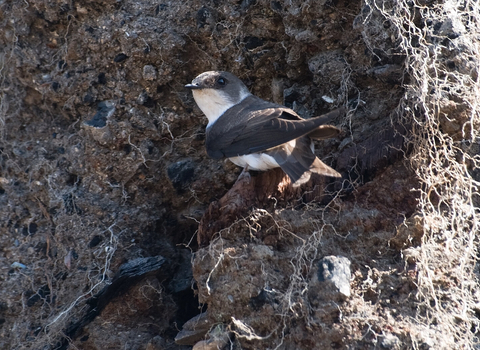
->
[[83, 93, 95, 104], [27, 285, 51, 307], [123, 143, 132, 154], [240, 0, 257, 10], [56, 256, 169, 350], [270, 1, 282, 12], [167, 160, 196, 192], [244, 36, 264, 50], [63, 193, 81, 215], [113, 53, 128, 62], [137, 91, 155, 108], [83, 101, 116, 145], [28, 222, 37, 234], [58, 60, 67, 69], [98, 72, 107, 84], [283, 84, 304, 109], [0, 302, 8, 312], [196, 7, 215, 29], [88, 235, 102, 248], [83, 101, 115, 128], [51, 81, 60, 91], [167, 249, 193, 294], [436, 18, 465, 39], [155, 4, 167, 14], [249, 289, 270, 310]]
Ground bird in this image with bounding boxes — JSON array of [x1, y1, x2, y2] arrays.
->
[[185, 71, 343, 186]]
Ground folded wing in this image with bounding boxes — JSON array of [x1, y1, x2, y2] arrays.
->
[[206, 95, 343, 159]]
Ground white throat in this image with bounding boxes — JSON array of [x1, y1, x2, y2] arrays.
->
[[192, 88, 250, 128]]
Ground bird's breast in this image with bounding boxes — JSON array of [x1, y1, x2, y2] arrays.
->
[[192, 89, 250, 127]]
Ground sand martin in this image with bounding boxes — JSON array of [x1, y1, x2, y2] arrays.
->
[[185, 71, 343, 186]]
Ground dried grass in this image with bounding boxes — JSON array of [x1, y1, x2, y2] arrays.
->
[[216, 1, 480, 348], [362, 0, 480, 348]]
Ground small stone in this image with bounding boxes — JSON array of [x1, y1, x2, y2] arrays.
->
[[167, 159, 196, 192], [193, 338, 228, 350], [84, 101, 115, 128], [98, 72, 107, 84], [294, 29, 316, 43], [113, 53, 128, 62], [11, 262, 27, 269], [88, 235, 102, 248], [143, 65, 157, 81], [175, 312, 212, 345], [83, 101, 116, 145], [381, 333, 400, 349], [192, 326, 229, 350], [145, 335, 167, 350], [309, 255, 351, 302], [250, 245, 274, 260]]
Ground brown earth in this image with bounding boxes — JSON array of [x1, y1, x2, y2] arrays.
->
[[0, 0, 478, 349]]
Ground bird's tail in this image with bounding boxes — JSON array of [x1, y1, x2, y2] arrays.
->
[[270, 137, 341, 187]]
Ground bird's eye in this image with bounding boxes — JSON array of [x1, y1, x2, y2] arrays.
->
[[217, 77, 226, 86]]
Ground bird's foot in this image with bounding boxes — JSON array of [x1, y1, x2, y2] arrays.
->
[[237, 165, 251, 183]]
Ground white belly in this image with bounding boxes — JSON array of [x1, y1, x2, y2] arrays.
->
[[229, 153, 280, 171], [228, 139, 314, 171]]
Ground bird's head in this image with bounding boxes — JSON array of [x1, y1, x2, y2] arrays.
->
[[185, 71, 251, 125]]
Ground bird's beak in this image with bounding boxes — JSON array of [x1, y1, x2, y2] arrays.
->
[[185, 83, 202, 89]]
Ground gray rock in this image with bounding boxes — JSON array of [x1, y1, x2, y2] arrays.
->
[[193, 337, 228, 350], [143, 65, 157, 81], [309, 255, 351, 302], [437, 18, 466, 38], [175, 312, 212, 346], [145, 336, 167, 350], [307, 50, 346, 86], [381, 333, 400, 349], [83, 101, 116, 145], [84, 101, 115, 129]]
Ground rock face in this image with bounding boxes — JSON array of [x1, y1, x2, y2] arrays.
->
[[0, 1, 478, 350]]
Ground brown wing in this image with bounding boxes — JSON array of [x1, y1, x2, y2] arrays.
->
[[206, 95, 343, 159]]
